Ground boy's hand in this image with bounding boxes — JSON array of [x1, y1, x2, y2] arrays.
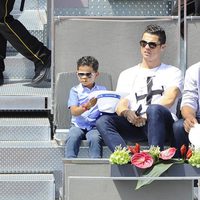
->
[[83, 97, 97, 110]]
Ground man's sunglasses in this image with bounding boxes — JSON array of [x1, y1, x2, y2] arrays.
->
[[77, 72, 95, 78], [139, 40, 160, 49]]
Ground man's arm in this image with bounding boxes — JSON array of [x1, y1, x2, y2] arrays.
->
[[180, 65, 199, 132], [115, 98, 129, 116], [158, 86, 181, 108]]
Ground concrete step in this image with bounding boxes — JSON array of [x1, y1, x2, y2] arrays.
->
[[18, 10, 47, 30], [0, 80, 51, 111], [13, 0, 47, 12], [0, 118, 51, 141], [0, 140, 63, 199], [0, 141, 62, 173], [0, 174, 55, 200], [4, 55, 34, 80], [1, 55, 51, 111]]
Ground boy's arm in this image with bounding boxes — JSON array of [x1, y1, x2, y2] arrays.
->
[[70, 98, 97, 116]]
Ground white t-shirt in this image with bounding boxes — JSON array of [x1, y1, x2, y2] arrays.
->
[[116, 63, 183, 120], [181, 62, 200, 119]]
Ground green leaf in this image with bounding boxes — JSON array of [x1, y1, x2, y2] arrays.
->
[[135, 162, 173, 190]]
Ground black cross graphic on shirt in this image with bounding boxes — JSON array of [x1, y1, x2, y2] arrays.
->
[[135, 76, 164, 105]]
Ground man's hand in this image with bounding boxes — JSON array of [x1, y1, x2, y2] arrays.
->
[[122, 110, 146, 127], [183, 116, 198, 133], [182, 105, 198, 133]]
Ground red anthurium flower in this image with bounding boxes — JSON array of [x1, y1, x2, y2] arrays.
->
[[180, 144, 187, 158], [186, 148, 192, 159], [135, 143, 140, 153], [128, 146, 135, 154], [159, 147, 176, 160], [128, 143, 140, 154], [131, 152, 154, 169]]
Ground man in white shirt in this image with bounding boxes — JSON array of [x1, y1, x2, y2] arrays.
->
[[96, 24, 183, 152], [173, 63, 200, 156]]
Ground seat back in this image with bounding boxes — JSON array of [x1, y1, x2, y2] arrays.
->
[[54, 72, 113, 129]]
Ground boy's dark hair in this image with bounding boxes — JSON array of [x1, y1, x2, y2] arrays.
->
[[77, 56, 99, 72], [143, 24, 166, 45]]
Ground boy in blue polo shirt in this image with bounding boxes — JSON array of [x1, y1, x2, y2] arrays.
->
[[65, 56, 106, 158]]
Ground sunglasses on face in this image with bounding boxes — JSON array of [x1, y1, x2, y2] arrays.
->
[[139, 40, 161, 49], [77, 72, 95, 78]]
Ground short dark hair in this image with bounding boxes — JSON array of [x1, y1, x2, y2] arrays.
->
[[143, 24, 166, 45], [77, 56, 99, 72]]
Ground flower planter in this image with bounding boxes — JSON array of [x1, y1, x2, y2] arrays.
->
[[111, 163, 200, 177]]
